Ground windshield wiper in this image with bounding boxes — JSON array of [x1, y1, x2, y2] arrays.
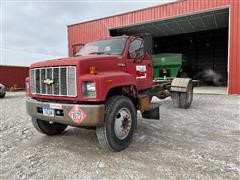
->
[[74, 53, 81, 57], [89, 52, 105, 55], [89, 52, 112, 55]]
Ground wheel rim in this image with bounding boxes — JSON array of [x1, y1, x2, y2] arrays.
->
[[114, 108, 132, 140]]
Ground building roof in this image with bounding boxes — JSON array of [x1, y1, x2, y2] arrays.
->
[[68, 0, 183, 27]]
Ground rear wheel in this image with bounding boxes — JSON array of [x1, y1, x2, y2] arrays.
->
[[96, 96, 137, 151], [171, 92, 180, 108], [180, 81, 193, 108], [32, 118, 67, 135], [171, 81, 193, 109]]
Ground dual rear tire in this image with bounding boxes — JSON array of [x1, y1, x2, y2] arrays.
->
[[171, 81, 193, 109]]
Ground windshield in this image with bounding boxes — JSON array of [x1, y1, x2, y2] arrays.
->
[[76, 37, 127, 56]]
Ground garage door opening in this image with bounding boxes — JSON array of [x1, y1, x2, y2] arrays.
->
[[109, 8, 229, 89]]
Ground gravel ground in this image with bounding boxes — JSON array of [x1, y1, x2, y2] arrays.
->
[[0, 92, 239, 179]]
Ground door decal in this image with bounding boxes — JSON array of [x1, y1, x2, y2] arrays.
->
[[136, 65, 147, 79]]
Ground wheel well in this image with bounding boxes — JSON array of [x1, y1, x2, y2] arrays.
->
[[106, 85, 138, 107]]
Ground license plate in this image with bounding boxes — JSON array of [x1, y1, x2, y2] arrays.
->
[[43, 106, 54, 117]]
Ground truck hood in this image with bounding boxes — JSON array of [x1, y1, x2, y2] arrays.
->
[[30, 55, 123, 69]]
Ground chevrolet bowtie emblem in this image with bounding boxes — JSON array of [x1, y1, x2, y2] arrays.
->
[[43, 79, 54, 85]]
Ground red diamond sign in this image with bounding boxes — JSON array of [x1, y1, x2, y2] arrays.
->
[[68, 105, 87, 125]]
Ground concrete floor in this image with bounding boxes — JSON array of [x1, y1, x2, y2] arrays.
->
[[194, 86, 228, 95], [0, 92, 239, 179]]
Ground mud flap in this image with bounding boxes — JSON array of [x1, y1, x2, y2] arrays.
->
[[142, 103, 160, 120]]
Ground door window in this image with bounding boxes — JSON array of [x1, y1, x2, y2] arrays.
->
[[129, 39, 143, 53], [129, 39, 143, 59]]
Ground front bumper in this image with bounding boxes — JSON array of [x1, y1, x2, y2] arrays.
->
[[26, 98, 105, 127]]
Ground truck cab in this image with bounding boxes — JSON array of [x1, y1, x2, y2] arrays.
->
[[26, 34, 193, 151], [73, 35, 153, 92]]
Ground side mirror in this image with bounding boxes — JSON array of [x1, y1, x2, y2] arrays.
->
[[143, 33, 152, 55]]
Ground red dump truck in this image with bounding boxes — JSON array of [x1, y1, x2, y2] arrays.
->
[[26, 34, 193, 151]]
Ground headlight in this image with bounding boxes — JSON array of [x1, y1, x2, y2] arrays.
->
[[86, 82, 96, 92], [82, 81, 96, 98]]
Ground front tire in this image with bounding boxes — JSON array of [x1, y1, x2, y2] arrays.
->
[[32, 118, 67, 135], [96, 96, 137, 152]]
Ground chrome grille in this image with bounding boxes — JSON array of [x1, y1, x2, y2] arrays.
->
[[30, 66, 77, 97]]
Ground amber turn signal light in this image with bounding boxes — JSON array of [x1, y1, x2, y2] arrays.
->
[[89, 66, 97, 75]]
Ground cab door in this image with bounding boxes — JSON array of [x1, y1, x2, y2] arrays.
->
[[126, 38, 153, 90]]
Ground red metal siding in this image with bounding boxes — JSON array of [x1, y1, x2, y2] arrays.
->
[[0, 66, 29, 89], [228, 0, 240, 94], [68, 0, 240, 94]]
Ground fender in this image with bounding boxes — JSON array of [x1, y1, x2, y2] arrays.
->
[[170, 78, 192, 92], [79, 72, 137, 101]]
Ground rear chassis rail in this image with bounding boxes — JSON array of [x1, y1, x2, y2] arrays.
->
[[149, 79, 199, 100]]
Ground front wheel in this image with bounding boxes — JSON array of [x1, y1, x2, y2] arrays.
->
[[32, 118, 67, 135], [96, 96, 137, 152]]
